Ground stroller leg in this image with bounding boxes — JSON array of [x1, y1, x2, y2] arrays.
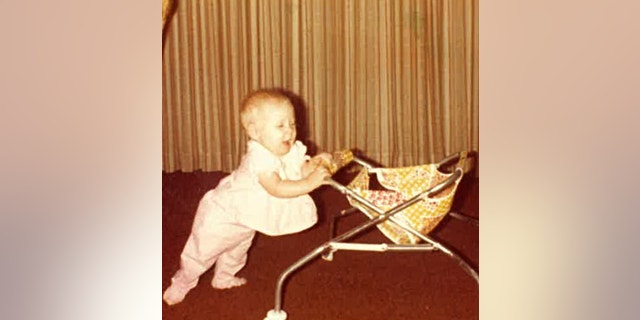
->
[[389, 216, 479, 283], [437, 243, 479, 282], [266, 211, 390, 319], [449, 211, 479, 227], [264, 246, 329, 320], [327, 207, 359, 238], [323, 207, 359, 261]]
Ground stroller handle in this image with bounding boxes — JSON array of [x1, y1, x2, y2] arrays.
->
[[323, 149, 475, 172], [436, 150, 477, 172], [320, 149, 355, 174]]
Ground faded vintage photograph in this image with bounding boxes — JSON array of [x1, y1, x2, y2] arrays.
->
[[162, 1, 478, 319]]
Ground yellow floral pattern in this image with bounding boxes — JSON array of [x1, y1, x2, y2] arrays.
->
[[346, 163, 462, 244]]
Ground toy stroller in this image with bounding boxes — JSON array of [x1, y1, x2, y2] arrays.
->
[[264, 150, 479, 320]]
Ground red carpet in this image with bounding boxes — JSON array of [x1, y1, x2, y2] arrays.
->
[[163, 170, 479, 320]]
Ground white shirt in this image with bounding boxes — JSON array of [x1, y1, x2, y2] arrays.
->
[[210, 140, 318, 236]]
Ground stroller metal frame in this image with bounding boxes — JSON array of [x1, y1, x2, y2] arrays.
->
[[263, 151, 478, 320]]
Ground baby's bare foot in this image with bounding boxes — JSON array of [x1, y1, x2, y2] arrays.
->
[[211, 276, 247, 289], [163, 284, 189, 305]]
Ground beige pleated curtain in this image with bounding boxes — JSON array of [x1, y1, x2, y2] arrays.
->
[[162, 0, 478, 173]]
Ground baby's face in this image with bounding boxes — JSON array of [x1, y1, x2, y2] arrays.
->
[[253, 101, 297, 157]]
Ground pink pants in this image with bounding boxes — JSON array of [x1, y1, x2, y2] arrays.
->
[[165, 191, 256, 303]]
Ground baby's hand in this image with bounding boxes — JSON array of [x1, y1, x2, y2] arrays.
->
[[308, 164, 331, 187], [311, 152, 336, 174], [313, 152, 333, 164], [308, 153, 331, 168]]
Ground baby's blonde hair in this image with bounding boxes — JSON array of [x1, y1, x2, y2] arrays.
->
[[240, 88, 292, 132]]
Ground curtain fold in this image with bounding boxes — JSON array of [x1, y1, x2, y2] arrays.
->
[[163, 0, 478, 173], [162, 0, 172, 28]]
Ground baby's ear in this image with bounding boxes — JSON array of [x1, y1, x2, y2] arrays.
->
[[246, 123, 259, 140]]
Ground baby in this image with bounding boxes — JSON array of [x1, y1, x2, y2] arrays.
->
[[163, 89, 331, 305]]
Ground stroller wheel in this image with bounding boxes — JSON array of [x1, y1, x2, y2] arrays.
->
[[264, 309, 287, 320]]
